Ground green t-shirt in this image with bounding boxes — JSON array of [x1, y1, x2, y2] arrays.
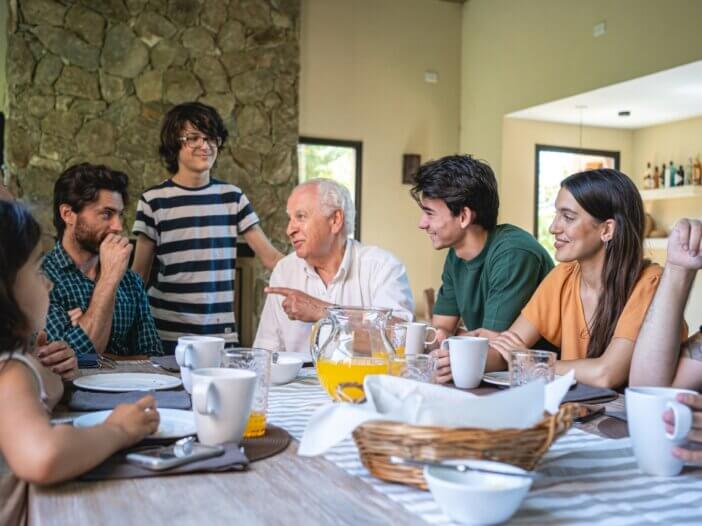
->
[[433, 224, 554, 332]]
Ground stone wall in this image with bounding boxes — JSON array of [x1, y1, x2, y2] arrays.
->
[[5, 0, 300, 330]]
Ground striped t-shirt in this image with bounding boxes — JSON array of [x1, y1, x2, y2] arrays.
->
[[132, 178, 259, 349]]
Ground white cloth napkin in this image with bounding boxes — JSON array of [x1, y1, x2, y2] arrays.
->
[[299, 370, 575, 456]]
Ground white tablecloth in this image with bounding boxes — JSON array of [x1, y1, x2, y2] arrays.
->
[[268, 370, 702, 525]]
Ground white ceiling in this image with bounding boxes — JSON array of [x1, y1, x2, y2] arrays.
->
[[507, 60, 702, 129]]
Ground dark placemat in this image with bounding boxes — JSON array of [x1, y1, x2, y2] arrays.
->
[[68, 389, 191, 411], [78, 424, 291, 481], [150, 355, 180, 373], [597, 417, 629, 439], [79, 442, 248, 481], [242, 424, 292, 462]]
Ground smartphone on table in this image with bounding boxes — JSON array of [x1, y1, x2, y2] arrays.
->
[[126, 440, 224, 471]]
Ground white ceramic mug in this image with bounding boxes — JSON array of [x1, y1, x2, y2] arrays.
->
[[175, 336, 225, 393], [191, 368, 257, 446], [626, 386, 695, 476], [440, 336, 488, 389], [404, 322, 439, 355]]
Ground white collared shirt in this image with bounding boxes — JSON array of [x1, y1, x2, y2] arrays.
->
[[254, 240, 415, 357]]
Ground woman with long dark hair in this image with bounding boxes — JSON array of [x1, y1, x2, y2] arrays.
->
[[0, 201, 159, 526], [470, 169, 680, 388]]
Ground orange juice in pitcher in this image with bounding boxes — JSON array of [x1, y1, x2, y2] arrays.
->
[[310, 307, 396, 402], [317, 357, 390, 402]]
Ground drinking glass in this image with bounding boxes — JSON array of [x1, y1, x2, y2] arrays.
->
[[222, 347, 271, 438], [387, 322, 408, 358], [390, 354, 436, 382], [509, 350, 556, 387]]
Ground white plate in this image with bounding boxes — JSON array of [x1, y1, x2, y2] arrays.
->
[[73, 373, 182, 392], [481, 371, 577, 387], [73, 408, 196, 440]]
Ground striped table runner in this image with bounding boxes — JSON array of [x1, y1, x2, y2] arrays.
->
[[267, 370, 702, 525]]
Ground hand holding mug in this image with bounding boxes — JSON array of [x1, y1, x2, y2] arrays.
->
[[430, 348, 452, 384], [627, 387, 696, 476], [439, 336, 488, 389], [665, 392, 702, 462]]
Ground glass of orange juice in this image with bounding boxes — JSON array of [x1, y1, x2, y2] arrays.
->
[[222, 347, 271, 438], [386, 322, 407, 358]]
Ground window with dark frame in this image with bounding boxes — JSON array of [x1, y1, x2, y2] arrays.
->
[[534, 145, 620, 258], [297, 137, 363, 240]]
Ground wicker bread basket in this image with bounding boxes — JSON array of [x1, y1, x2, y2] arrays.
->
[[352, 402, 580, 489]]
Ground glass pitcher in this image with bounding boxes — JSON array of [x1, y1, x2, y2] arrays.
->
[[310, 306, 395, 402]]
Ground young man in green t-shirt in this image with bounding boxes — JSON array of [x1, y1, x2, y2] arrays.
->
[[411, 154, 554, 382]]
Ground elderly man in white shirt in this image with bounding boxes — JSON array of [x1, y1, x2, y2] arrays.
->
[[254, 178, 414, 357]]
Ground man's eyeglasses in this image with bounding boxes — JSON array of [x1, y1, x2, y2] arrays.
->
[[178, 134, 223, 149]]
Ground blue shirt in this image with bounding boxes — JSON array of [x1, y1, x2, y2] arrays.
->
[[42, 242, 164, 356]]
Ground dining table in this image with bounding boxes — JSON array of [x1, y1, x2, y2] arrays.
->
[[29, 360, 702, 526]]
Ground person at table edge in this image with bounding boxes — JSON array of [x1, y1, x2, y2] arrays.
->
[[42, 163, 163, 356], [254, 178, 414, 356], [630, 218, 702, 462], [413, 155, 553, 376], [472, 169, 685, 389], [0, 201, 159, 526]]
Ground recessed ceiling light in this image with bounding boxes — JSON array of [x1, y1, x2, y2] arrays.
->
[[618, 110, 631, 117]]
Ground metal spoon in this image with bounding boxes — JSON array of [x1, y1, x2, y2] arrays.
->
[[388, 456, 542, 480]]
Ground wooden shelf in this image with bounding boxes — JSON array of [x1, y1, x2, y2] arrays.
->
[[640, 186, 702, 201], [644, 237, 668, 250]]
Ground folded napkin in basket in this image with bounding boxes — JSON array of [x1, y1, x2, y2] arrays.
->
[[68, 389, 191, 411], [79, 442, 248, 480], [299, 371, 575, 456]]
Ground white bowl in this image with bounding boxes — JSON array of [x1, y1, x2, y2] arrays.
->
[[424, 459, 532, 525], [271, 356, 303, 385]]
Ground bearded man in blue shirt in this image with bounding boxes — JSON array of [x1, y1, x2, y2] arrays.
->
[[42, 163, 163, 357]]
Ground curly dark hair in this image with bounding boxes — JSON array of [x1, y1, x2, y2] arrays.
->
[[159, 102, 229, 174], [410, 154, 500, 230], [53, 163, 129, 239], [0, 201, 42, 354]]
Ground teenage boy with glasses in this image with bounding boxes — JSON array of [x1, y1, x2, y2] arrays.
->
[[132, 102, 282, 354]]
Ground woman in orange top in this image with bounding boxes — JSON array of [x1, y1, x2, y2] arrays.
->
[[477, 169, 671, 389]]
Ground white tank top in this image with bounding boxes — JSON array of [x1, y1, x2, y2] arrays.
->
[[0, 351, 63, 526]]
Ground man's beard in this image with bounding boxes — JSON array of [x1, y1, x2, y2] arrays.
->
[[74, 217, 105, 255]]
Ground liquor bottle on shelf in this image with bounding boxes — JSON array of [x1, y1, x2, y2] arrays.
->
[[694, 156, 702, 186], [662, 163, 669, 188], [676, 165, 685, 187], [669, 161, 676, 187], [643, 162, 653, 189], [653, 165, 660, 189], [686, 157, 694, 186]]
